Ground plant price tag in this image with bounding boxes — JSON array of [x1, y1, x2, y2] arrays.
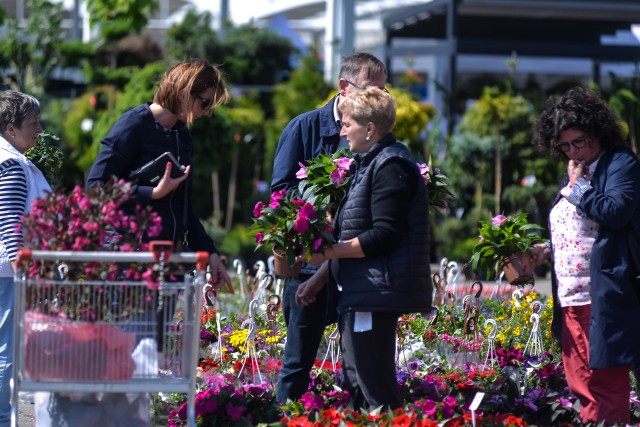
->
[[469, 392, 485, 411]]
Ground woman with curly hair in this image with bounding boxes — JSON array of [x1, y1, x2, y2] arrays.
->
[[530, 86, 640, 424]]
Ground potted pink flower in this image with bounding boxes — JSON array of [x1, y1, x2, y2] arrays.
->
[[296, 147, 354, 217], [469, 213, 545, 285], [250, 189, 334, 276]]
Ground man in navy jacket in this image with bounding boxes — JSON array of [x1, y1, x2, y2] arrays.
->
[[272, 52, 387, 404]]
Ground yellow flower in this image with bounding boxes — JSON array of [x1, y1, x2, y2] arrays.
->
[[265, 335, 281, 345], [228, 329, 249, 352]]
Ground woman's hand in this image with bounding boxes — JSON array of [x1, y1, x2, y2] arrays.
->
[[568, 159, 585, 188], [295, 272, 327, 306], [208, 253, 233, 292], [530, 242, 551, 267], [151, 163, 191, 200]]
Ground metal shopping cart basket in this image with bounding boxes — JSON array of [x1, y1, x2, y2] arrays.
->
[[10, 241, 208, 427]]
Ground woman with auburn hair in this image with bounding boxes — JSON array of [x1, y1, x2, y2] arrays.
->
[[87, 58, 231, 288]]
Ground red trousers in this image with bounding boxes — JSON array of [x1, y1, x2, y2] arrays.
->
[[562, 305, 630, 424]]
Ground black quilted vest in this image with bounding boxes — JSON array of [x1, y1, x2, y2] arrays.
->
[[332, 135, 432, 314]]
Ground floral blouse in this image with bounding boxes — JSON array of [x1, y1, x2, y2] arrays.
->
[[549, 161, 600, 307]]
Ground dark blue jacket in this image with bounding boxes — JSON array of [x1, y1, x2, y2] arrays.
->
[[271, 96, 342, 193], [332, 135, 432, 314], [86, 103, 218, 254], [550, 147, 640, 369]]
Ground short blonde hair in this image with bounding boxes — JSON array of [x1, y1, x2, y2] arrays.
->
[[153, 59, 230, 124], [338, 87, 396, 135]]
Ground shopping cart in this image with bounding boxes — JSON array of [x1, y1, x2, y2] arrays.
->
[[10, 241, 208, 427]]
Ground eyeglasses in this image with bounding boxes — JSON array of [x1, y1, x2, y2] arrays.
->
[[554, 135, 589, 153], [195, 94, 213, 111], [345, 80, 389, 93]]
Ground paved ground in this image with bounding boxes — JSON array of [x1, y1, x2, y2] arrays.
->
[[16, 398, 35, 427]]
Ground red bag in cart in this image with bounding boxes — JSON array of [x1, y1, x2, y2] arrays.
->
[[23, 310, 136, 381]]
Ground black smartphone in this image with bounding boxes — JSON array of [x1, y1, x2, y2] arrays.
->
[[129, 152, 186, 184]]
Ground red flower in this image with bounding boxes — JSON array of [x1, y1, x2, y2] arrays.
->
[[321, 408, 343, 425], [391, 413, 417, 427]]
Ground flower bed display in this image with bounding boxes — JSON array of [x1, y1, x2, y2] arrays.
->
[[153, 268, 640, 427]]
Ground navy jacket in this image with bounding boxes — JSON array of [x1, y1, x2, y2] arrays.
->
[[549, 147, 640, 369], [271, 96, 342, 194], [332, 135, 432, 314], [86, 103, 218, 255]]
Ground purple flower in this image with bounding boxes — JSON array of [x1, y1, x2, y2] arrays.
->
[[556, 397, 572, 408], [312, 237, 324, 251], [299, 392, 324, 410], [225, 403, 245, 421]]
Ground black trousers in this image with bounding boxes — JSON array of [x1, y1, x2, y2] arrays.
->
[[339, 311, 401, 410], [275, 275, 329, 404]]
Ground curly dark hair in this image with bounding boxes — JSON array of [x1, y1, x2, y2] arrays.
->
[[531, 86, 623, 160]]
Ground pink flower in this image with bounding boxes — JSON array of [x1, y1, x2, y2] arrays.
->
[[253, 201, 266, 218], [255, 232, 264, 243], [492, 215, 508, 226], [269, 189, 286, 208], [418, 163, 429, 175], [294, 216, 310, 233], [329, 168, 346, 187], [334, 157, 353, 171], [311, 237, 324, 251], [299, 202, 317, 219], [142, 268, 159, 290], [296, 162, 308, 179]]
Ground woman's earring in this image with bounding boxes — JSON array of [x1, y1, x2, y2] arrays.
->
[[366, 136, 370, 141]]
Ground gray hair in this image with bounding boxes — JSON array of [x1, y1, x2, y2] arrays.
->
[[0, 90, 41, 134], [339, 52, 387, 83]]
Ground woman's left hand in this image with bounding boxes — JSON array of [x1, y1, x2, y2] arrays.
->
[[530, 242, 551, 266], [208, 253, 233, 292]]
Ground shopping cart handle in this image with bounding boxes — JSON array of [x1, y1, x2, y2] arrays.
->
[[196, 252, 209, 271], [149, 241, 174, 262], [17, 249, 32, 263]]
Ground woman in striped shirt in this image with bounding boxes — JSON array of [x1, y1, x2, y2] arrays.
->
[[0, 90, 51, 427]]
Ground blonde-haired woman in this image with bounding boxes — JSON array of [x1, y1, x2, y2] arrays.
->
[[297, 87, 432, 410]]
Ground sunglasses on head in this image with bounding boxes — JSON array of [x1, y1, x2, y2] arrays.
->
[[195, 94, 213, 111]]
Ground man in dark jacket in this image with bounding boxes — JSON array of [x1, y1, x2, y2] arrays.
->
[[272, 52, 387, 404]]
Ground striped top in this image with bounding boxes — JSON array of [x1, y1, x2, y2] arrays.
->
[[0, 159, 28, 262]]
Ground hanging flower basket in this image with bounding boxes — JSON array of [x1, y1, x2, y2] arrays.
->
[[500, 253, 534, 286], [272, 247, 301, 278]]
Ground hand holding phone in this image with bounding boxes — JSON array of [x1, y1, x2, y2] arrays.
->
[[150, 162, 190, 200], [129, 151, 186, 184]]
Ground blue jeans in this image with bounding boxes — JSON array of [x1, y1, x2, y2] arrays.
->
[[0, 277, 14, 427], [275, 275, 329, 404]]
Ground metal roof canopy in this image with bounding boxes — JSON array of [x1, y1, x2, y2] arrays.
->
[[384, 0, 640, 59], [383, 0, 640, 131]]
